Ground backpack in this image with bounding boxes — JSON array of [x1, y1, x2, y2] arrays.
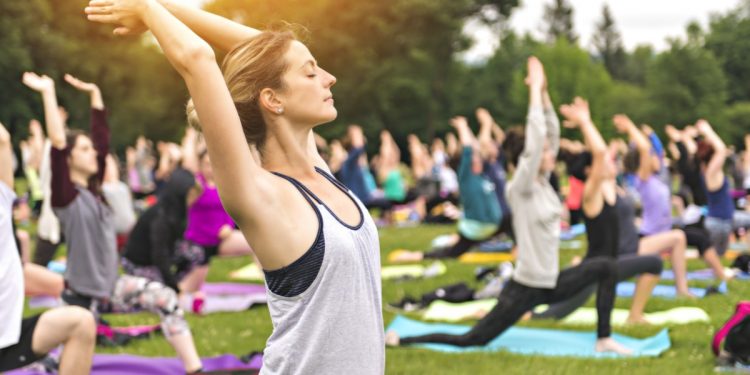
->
[[713, 301, 750, 364]]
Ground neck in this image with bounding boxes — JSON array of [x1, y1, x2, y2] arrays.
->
[[261, 120, 316, 177], [70, 170, 90, 187]]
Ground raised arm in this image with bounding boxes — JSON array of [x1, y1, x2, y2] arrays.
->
[[476, 108, 497, 159], [451, 116, 476, 147], [512, 56, 547, 190], [613, 114, 652, 181], [87, 0, 260, 51], [181, 126, 200, 174], [22, 73, 65, 149], [0, 121, 11, 189], [560, 97, 607, 202], [65, 74, 109, 183], [542, 86, 560, 158], [696, 119, 727, 185]]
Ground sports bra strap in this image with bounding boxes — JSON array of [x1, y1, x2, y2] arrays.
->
[[270, 172, 321, 208]]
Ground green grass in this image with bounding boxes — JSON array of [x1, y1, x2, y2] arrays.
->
[[23, 223, 745, 374]]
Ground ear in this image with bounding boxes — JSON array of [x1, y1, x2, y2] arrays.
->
[[259, 88, 283, 114]]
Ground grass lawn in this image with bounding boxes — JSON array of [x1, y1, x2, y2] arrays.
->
[[22, 223, 744, 374]]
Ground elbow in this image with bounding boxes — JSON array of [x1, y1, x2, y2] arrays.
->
[[176, 43, 216, 75]]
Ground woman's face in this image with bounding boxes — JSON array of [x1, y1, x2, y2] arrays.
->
[[277, 41, 338, 127], [69, 135, 98, 178]]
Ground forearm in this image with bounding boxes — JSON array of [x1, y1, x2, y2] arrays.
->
[[140, 0, 217, 78], [89, 87, 104, 110], [579, 120, 606, 155], [455, 125, 475, 147], [159, 0, 260, 52], [626, 123, 650, 154], [40, 88, 65, 148]]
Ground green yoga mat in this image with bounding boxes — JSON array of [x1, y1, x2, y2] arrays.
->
[[423, 300, 709, 326], [381, 261, 446, 280], [561, 307, 710, 326]]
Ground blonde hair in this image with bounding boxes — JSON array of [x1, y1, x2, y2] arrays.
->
[[186, 27, 299, 155]]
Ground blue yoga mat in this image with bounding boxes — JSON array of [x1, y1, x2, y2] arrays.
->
[[616, 281, 727, 298], [387, 315, 670, 358], [560, 223, 586, 241], [660, 269, 750, 281]]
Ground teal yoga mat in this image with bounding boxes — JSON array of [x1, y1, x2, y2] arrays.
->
[[387, 315, 671, 358]]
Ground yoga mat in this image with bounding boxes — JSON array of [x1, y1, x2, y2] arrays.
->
[[560, 223, 586, 241], [229, 263, 264, 282], [561, 307, 710, 326], [477, 240, 514, 253], [458, 252, 514, 264], [387, 315, 670, 358], [7, 353, 262, 375], [381, 261, 446, 280], [660, 268, 749, 281], [201, 282, 265, 296], [28, 295, 61, 309], [423, 299, 497, 322], [616, 281, 727, 298]]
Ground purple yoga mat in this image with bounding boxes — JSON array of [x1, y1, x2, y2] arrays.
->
[[7, 353, 263, 375], [28, 295, 61, 309], [201, 282, 265, 296]]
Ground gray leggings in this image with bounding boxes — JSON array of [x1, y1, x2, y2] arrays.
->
[[531, 254, 663, 320]]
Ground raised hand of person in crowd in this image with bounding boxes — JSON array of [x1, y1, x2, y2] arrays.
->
[[64, 74, 99, 93], [524, 56, 545, 90], [449, 116, 469, 130], [22, 72, 54, 93], [348, 125, 365, 148], [640, 124, 654, 136], [126, 146, 136, 168], [475, 107, 495, 127], [612, 114, 635, 134], [65, 74, 105, 109], [86, 0, 149, 36], [665, 124, 681, 143], [558, 96, 591, 129], [695, 119, 713, 134]]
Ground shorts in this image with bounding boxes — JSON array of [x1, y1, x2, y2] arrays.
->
[[0, 315, 44, 371]]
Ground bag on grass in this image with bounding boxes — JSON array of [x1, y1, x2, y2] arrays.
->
[[713, 301, 750, 364]]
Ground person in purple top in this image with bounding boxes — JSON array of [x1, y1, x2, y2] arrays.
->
[[616, 114, 727, 296]]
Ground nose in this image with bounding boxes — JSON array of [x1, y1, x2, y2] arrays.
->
[[322, 68, 336, 88]]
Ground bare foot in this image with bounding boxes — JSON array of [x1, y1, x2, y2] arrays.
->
[[595, 337, 633, 355], [385, 330, 401, 346], [471, 309, 489, 320], [520, 311, 532, 321]]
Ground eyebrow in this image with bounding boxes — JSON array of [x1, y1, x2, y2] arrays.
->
[[300, 60, 317, 70]]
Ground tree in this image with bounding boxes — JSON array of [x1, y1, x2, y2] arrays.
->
[[543, 0, 577, 44], [645, 40, 728, 128], [592, 4, 626, 80], [706, 7, 750, 103]]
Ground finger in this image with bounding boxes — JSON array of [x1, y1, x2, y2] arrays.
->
[[88, 0, 114, 6], [114, 27, 134, 36], [87, 14, 119, 24], [85, 6, 112, 15]]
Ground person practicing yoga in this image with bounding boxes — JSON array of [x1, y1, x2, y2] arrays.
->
[[530, 98, 662, 324], [616, 114, 727, 293], [23, 72, 204, 373], [389, 112, 505, 262], [386, 57, 631, 354], [87, 1, 384, 373], [0, 120, 97, 375]]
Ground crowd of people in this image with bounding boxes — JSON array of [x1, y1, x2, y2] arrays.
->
[[2, 0, 750, 374]]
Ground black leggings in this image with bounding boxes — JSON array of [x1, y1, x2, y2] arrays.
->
[[33, 237, 63, 266], [424, 214, 514, 259], [531, 254, 663, 320], [400, 257, 618, 346]]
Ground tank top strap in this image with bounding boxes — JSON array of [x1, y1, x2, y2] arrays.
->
[[314, 166, 350, 193], [270, 172, 322, 208]]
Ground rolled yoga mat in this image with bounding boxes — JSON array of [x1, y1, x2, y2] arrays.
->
[[386, 315, 670, 357], [229, 263, 265, 282], [7, 353, 263, 375]]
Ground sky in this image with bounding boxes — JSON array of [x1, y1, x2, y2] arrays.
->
[[462, 0, 743, 61], [183, 0, 742, 61]]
